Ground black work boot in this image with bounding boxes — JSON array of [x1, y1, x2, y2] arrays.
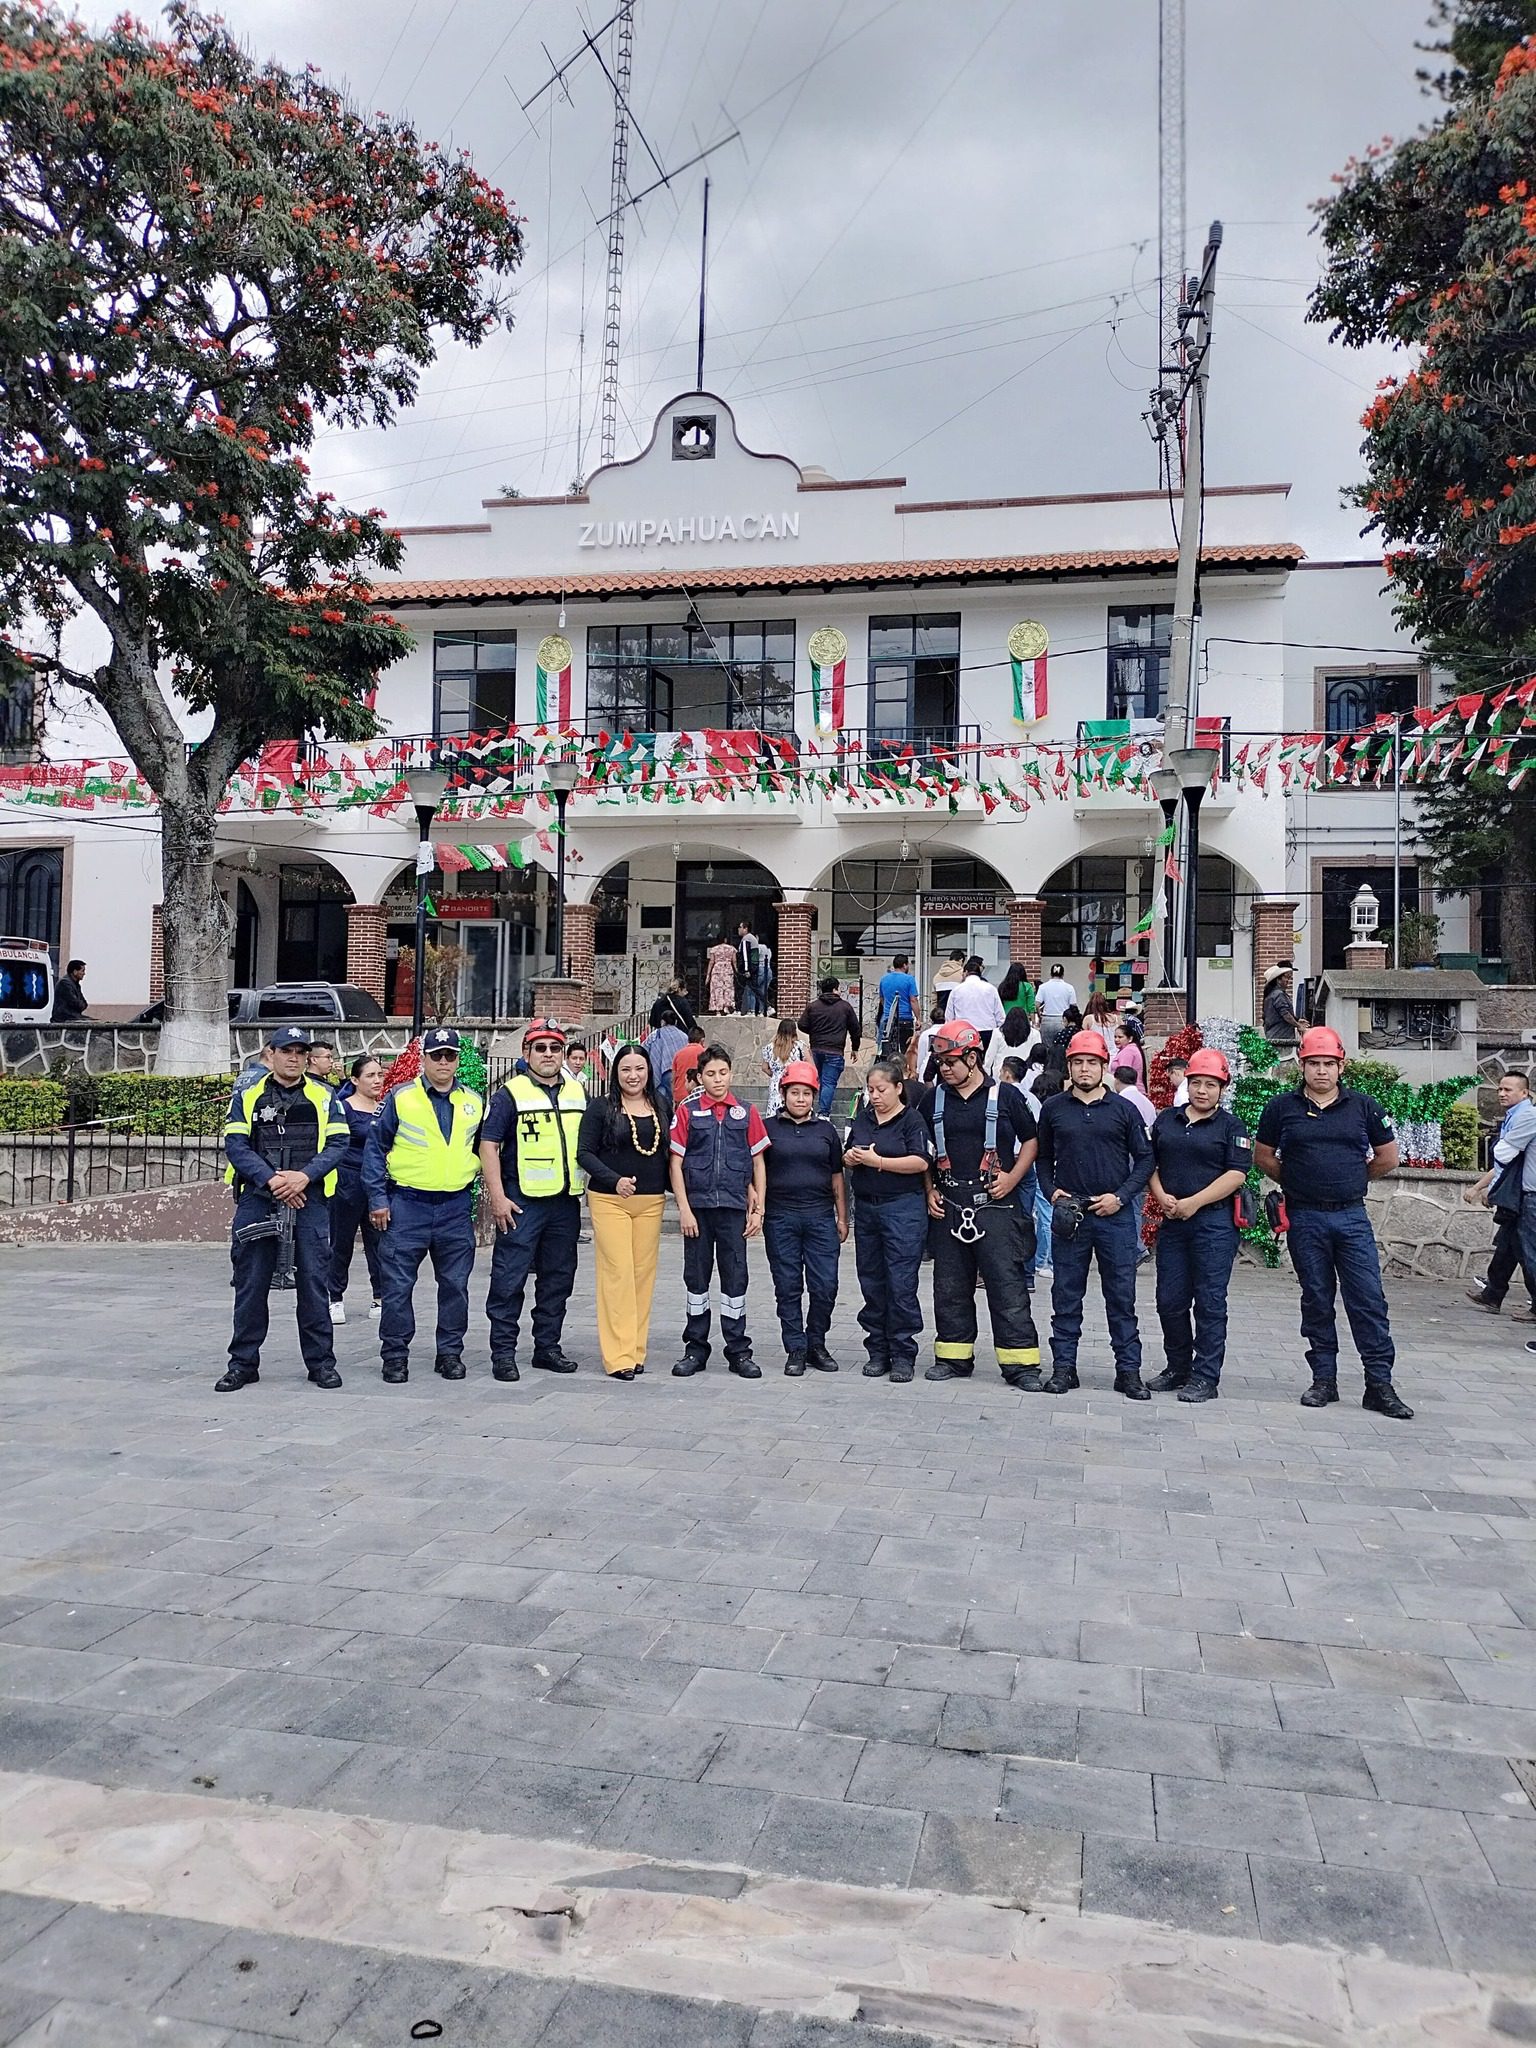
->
[[214, 1367, 258, 1392], [1040, 1366, 1080, 1395], [433, 1355, 466, 1380], [728, 1355, 762, 1379], [491, 1358, 520, 1383], [1147, 1366, 1191, 1393], [1363, 1383, 1414, 1420], [1300, 1380, 1339, 1408], [924, 1358, 975, 1382], [784, 1350, 808, 1377], [1115, 1372, 1151, 1401], [381, 1359, 408, 1384], [671, 1349, 708, 1377], [806, 1346, 839, 1372], [1178, 1378, 1219, 1403], [890, 1360, 914, 1384], [532, 1348, 580, 1374], [1001, 1366, 1043, 1391], [862, 1355, 890, 1378], [307, 1367, 343, 1390]]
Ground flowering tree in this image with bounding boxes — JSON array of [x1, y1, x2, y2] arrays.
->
[[1308, 5, 1536, 979], [0, 4, 524, 1069]]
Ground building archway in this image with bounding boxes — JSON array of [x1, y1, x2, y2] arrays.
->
[[1039, 842, 1255, 1015], [806, 843, 1014, 998]]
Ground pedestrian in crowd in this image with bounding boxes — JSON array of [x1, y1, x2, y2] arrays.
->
[[735, 919, 765, 1015], [1112, 1018, 1146, 1089], [1035, 1029, 1153, 1399], [1263, 963, 1302, 1048], [328, 1054, 385, 1325], [1166, 1055, 1190, 1108], [565, 1042, 592, 1094], [219, 1023, 350, 1393], [366, 1026, 483, 1385], [1060, 1002, 1084, 1036], [762, 1059, 848, 1376], [1035, 962, 1079, 1054], [50, 957, 88, 1021], [1084, 991, 1115, 1033], [1253, 1024, 1413, 1418], [998, 962, 1036, 1019], [1112, 1058, 1157, 1261], [643, 1013, 688, 1110], [1465, 1069, 1536, 1321], [306, 1039, 338, 1088], [933, 948, 967, 1002], [877, 953, 922, 1058], [1146, 1047, 1252, 1402], [672, 1023, 707, 1103], [478, 1018, 588, 1383], [578, 1041, 669, 1382], [844, 1057, 931, 1383], [798, 975, 862, 1114], [235, 1040, 273, 1093], [649, 979, 699, 1035], [706, 933, 737, 1014], [944, 955, 1006, 1049], [913, 1000, 950, 1089], [917, 1020, 1043, 1388], [760, 1014, 808, 1116], [1025, 1062, 1063, 1271], [755, 937, 775, 1015], [669, 1044, 770, 1377]]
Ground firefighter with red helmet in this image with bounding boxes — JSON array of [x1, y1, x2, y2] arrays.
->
[[915, 1019, 1043, 1387], [1033, 1028, 1154, 1397], [1253, 1025, 1412, 1418], [1146, 1046, 1252, 1402]]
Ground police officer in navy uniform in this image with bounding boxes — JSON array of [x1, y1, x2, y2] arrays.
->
[[478, 1018, 588, 1381], [365, 1026, 483, 1384], [1146, 1046, 1252, 1403], [1254, 1024, 1413, 1418], [219, 1023, 350, 1393], [1034, 1028, 1153, 1398]]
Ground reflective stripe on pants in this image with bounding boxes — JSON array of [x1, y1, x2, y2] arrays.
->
[[681, 1207, 752, 1364]]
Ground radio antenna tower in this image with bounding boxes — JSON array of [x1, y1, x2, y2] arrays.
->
[[598, 0, 635, 465], [1149, 0, 1186, 478]]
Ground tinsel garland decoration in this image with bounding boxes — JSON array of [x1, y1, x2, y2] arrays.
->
[[1232, 1026, 1289, 1267]]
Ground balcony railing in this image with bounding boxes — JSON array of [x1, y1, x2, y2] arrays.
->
[[858, 723, 982, 769]]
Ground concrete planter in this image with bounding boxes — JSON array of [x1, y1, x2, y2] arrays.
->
[[1364, 1168, 1493, 1282]]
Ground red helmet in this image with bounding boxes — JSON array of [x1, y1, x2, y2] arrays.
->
[[1185, 1048, 1231, 1085], [779, 1060, 819, 1091], [931, 1020, 983, 1059], [523, 1017, 567, 1048], [1299, 1025, 1346, 1062], [1066, 1029, 1111, 1061]]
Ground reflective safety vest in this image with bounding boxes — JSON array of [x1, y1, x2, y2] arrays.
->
[[224, 1076, 347, 1196], [498, 1072, 587, 1197], [385, 1077, 484, 1193]]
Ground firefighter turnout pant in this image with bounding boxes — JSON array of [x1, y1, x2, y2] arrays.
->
[[681, 1207, 753, 1366], [929, 1196, 1040, 1377]]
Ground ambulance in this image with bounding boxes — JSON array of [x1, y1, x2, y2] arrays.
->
[[0, 937, 54, 1024]]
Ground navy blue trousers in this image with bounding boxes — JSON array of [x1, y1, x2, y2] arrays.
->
[[485, 1192, 581, 1366], [1286, 1204, 1396, 1386], [1483, 1191, 1536, 1309], [328, 1175, 383, 1304], [229, 1189, 335, 1376], [1048, 1204, 1143, 1376], [681, 1206, 752, 1364], [853, 1192, 928, 1370], [1155, 1210, 1239, 1383], [377, 1188, 475, 1365], [763, 1204, 841, 1354]]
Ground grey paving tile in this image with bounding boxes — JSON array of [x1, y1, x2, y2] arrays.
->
[[703, 1725, 865, 1800], [525, 1610, 667, 1659], [1154, 1774, 1320, 1859], [596, 1776, 772, 1863], [847, 1599, 967, 1647], [1250, 1856, 1448, 1966], [1271, 1684, 1422, 1744], [1364, 1741, 1533, 1814], [1079, 1622, 1202, 1673], [1076, 1709, 1223, 1782], [430, 1694, 601, 1763], [848, 1739, 1002, 1818], [161, 1926, 386, 2041], [1405, 1697, 1536, 1756], [749, 2014, 948, 2048], [456, 1757, 630, 1842], [910, 1813, 1082, 1904], [0, 1702, 99, 1773], [1320, 1644, 1465, 1699], [1445, 1657, 1536, 1709], [0, 1644, 127, 1703], [1198, 1632, 1331, 1686], [320, 1589, 458, 1636], [568, 1708, 728, 1783], [69, 1659, 236, 1717], [418, 1598, 559, 1648], [213, 1620, 357, 1671], [422, 1642, 578, 1700], [306, 1679, 470, 1746], [763, 1632, 896, 1684], [802, 1680, 945, 1746], [0, 1985, 56, 2046], [537, 1979, 757, 2048], [1468, 1812, 1536, 1887], [0, 1895, 70, 1968], [959, 1611, 1082, 1660], [194, 1668, 357, 1735], [546, 1653, 698, 1714], [1215, 1725, 1375, 1797], [938, 1694, 1077, 1763], [753, 1794, 922, 1887], [307, 1631, 465, 1686], [1, 1602, 152, 1651], [671, 1667, 815, 1728], [1000, 1758, 1155, 1838], [318, 1742, 496, 1826], [648, 1622, 780, 1673], [332, 1955, 566, 2047], [7, 1997, 229, 2045], [45, 1714, 358, 1806], [1082, 1834, 1258, 1937], [1307, 1793, 1493, 1879], [736, 1589, 859, 1636], [0, 1901, 224, 2007], [1011, 1654, 1141, 1713], [217, 1581, 359, 1627]]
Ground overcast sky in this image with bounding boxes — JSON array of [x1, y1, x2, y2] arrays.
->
[[90, 0, 1443, 550]]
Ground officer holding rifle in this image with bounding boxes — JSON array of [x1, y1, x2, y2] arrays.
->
[[218, 1023, 350, 1393]]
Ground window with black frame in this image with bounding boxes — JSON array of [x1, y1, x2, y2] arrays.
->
[[830, 858, 919, 956], [1041, 856, 1128, 957], [1106, 606, 1173, 721], [867, 614, 960, 754], [585, 620, 795, 734], [1320, 670, 1420, 784], [0, 846, 62, 952], [432, 631, 518, 739]]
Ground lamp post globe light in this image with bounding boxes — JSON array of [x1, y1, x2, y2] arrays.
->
[[1166, 743, 1223, 1027], [1149, 765, 1184, 990], [546, 756, 581, 980], [1351, 882, 1380, 945], [403, 765, 450, 1042]]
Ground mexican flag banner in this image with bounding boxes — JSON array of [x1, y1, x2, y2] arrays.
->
[[1009, 620, 1048, 723], [808, 626, 847, 736], [534, 633, 573, 725]]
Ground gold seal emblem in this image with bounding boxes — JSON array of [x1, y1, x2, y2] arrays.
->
[[1008, 620, 1048, 662], [807, 626, 848, 668], [536, 632, 572, 673]]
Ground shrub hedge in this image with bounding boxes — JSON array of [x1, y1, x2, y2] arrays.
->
[[0, 1079, 66, 1132], [1440, 1101, 1479, 1172], [94, 1074, 233, 1135]]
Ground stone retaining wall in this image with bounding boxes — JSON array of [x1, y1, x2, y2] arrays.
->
[[1364, 1167, 1494, 1282], [0, 1134, 224, 1208]]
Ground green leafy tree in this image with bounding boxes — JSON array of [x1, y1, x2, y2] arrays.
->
[[0, 4, 523, 1069], [1308, 3, 1536, 979]]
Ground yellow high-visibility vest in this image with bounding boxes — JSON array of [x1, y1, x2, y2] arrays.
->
[[223, 1076, 347, 1196], [498, 1072, 587, 1196], [385, 1077, 483, 1193]]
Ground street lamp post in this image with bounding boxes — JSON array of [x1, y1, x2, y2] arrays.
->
[[403, 766, 450, 1041], [546, 756, 581, 978], [1150, 766, 1183, 989], [1167, 743, 1223, 1028]]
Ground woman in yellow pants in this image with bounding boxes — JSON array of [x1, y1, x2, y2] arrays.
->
[[577, 1043, 669, 1380]]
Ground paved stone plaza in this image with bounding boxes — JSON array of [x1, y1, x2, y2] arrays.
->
[[0, 1239, 1534, 2045]]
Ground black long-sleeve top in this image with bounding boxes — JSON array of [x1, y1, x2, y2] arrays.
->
[[577, 1099, 670, 1194], [1034, 1088, 1153, 1206]]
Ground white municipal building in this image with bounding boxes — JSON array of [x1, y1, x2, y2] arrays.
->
[[1, 389, 1475, 1029]]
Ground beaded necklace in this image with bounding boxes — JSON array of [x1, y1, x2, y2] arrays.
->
[[620, 1095, 661, 1156]]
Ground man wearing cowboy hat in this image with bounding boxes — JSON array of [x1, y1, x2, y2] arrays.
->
[[1263, 962, 1301, 1047]]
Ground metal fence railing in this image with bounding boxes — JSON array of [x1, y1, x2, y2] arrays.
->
[[0, 1114, 227, 1209]]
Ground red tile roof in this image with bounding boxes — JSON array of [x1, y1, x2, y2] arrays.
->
[[376, 543, 1303, 606]]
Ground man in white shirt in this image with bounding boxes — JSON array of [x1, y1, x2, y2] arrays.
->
[[1465, 1070, 1536, 1320], [1113, 1060, 1157, 1261], [944, 957, 1006, 1043], [1035, 963, 1078, 1054]]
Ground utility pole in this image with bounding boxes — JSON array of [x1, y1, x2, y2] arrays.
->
[[695, 176, 711, 391], [1161, 220, 1222, 754], [1157, 0, 1186, 475]]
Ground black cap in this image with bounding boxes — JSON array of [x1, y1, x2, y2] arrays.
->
[[422, 1026, 461, 1053]]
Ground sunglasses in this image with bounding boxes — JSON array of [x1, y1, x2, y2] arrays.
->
[[423, 1049, 458, 1060], [526, 1041, 563, 1054]]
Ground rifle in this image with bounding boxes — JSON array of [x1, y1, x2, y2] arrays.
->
[[234, 1198, 298, 1289]]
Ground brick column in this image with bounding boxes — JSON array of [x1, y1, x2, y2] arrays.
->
[[775, 901, 815, 1022], [1251, 898, 1299, 1025], [1007, 897, 1047, 978], [559, 899, 597, 1014], [529, 977, 586, 1026], [148, 904, 165, 1003], [345, 902, 387, 1007]]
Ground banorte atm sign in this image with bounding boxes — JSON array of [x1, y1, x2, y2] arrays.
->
[[578, 511, 801, 550]]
